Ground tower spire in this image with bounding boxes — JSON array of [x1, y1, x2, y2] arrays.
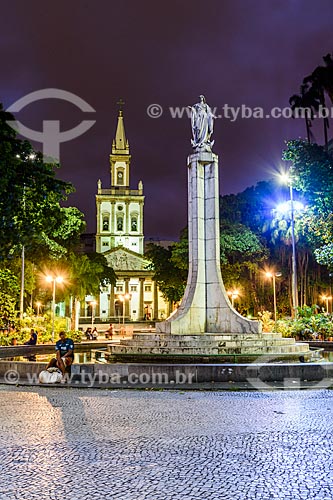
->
[[112, 98, 129, 154]]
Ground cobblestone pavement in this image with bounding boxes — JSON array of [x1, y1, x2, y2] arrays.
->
[[0, 387, 332, 500]]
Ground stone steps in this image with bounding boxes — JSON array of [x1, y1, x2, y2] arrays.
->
[[108, 332, 309, 360], [119, 339, 296, 348], [129, 333, 287, 342], [110, 343, 309, 356]]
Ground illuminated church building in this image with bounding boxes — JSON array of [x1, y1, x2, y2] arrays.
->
[[94, 109, 169, 321]]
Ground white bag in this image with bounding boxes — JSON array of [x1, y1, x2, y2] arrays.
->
[[39, 368, 63, 384]]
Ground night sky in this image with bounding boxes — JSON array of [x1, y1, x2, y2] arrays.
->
[[1, 0, 333, 240]]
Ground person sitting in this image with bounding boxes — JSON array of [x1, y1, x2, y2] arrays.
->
[[24, 329, 38, 345], [85, 327, 92, 340], [105, 323, 113, 340], [46, 331, 74, 376], [91, 327, 98, 340]]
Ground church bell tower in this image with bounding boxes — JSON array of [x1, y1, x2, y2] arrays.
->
[[96, 102, 145, 254]]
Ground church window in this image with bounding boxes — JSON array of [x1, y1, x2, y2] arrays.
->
[[117, 216, 123, 231], [102, 216, 109, 231], [131, 216, 138, 232], [102, 242, 109, 247], [117, 205, 123, 211], [117, 170, 124, 185]]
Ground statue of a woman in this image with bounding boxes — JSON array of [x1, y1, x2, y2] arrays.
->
[[189, 95, 216, 152]]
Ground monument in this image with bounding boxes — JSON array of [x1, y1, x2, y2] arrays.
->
[[109, 96, 309, 362], [156, 95, 261, 336]]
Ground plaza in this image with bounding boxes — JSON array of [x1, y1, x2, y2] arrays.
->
[[0, 386, 332, 500]]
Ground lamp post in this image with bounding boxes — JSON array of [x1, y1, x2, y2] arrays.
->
[[36, 301, 42, 317], [321, 295, 332, 314], [289, 182, 298, 318], [46, 275, 63, 341], [265, 271, 282, 327], [277, 172, 304, 318], [124, 293, 131, 321], [227, 290, 239, 308], [18, 153, 36, 320], [90, 300, 97, 330], [118, 294, 131, 336]]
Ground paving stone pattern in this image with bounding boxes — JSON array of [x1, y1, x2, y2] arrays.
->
[[0, 386, 332, 499]]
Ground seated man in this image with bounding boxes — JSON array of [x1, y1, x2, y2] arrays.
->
[[105, 323, 113, 339], [85, 327, 92, 340], [47, 331, 74, 376], [25, 329, 38, 345]]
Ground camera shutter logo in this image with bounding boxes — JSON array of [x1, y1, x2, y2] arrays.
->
[[7, 88, 96, 161]]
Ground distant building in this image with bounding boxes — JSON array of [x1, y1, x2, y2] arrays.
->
[[86, 108, 170, 322], [145, 238, 176, 251], [78, 233, 96, 254]]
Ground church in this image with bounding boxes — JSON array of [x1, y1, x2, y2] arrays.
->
[[90, 107, 170, 322]]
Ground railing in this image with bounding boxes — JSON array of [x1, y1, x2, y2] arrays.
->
[[98, 189, 142, 196]]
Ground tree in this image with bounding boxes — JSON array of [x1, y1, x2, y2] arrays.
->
[[145, 243, 187, 305], [0, 103, 85, 259], [60, 252, 116, 330], [0, 268, 20, 327], [283, 140, 333, 270], [291, 53, 333, 148], [289, 83, 319, 143]]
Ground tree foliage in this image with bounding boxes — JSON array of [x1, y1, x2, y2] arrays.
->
[[145, 243, 187, 304], [283, 139, 333, 267], [0, 268, 19, 327], [0, 103, 85, 259]]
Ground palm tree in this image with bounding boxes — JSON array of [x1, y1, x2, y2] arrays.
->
[[65, 253, 116, 330], [302, 53, 333, 149], [289, 83, 320, 143]]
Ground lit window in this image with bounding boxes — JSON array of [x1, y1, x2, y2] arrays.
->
[[102, 217, 109, 231], [131, 217, 138, 231], [117, 216, 123, 231], [117, 170, 124, 185]]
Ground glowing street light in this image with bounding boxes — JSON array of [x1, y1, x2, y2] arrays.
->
[[118, 293, 131, 336], [227, 289, 239, 308], [321, 295, 332, 314], [36, 301, 42, 316], [46, 275, 64, 341], [277, 171, 304, 318], [265, 271, 282, 326]]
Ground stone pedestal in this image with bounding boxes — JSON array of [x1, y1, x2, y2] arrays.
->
[[157, 152, 261, 335]]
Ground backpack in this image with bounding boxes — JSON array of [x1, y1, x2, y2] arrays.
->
[[39, 367, 63, 384]]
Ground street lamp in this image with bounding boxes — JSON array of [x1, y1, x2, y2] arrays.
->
[[124, 293, 131, 320], [90, 300, 97, 329], [36, 301, 42, 317], [118, 293, 131, 336], [321, 295, 332, 314], [46, 275, 64, 341], [277, 172, 304, 318], [265, 271, 282, 327], [227, 289, 239, 308], [18, 153, 36, 320]]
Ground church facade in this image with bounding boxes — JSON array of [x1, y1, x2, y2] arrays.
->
[[93, 108, 169, 322]]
